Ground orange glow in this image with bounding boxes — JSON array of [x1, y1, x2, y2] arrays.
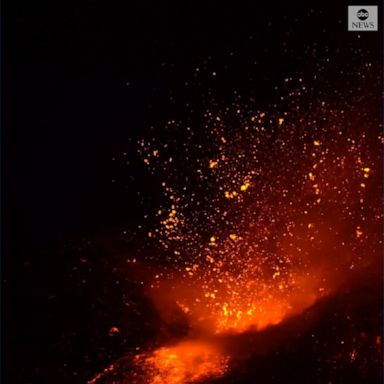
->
[[160, 267, 326, 334], [133, 341, 229, 384]]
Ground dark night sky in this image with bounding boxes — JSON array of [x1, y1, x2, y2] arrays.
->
[[2, 1, 382, 384]]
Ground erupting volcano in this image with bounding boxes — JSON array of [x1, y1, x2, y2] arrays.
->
[[89, 64, 382, 383], [5, 2, 383, 384]]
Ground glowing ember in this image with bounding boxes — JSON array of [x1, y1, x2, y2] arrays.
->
[[90, 62, 382, 383], [141, 93, 380, 335]]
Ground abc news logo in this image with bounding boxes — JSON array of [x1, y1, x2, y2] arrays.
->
[[357, 9, 369, 20], [348, 6, 378, 31]]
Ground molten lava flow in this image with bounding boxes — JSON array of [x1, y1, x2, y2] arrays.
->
[[132, 341, 229, 384]]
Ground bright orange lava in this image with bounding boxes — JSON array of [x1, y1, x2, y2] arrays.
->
[[133, 340, 229, 384]]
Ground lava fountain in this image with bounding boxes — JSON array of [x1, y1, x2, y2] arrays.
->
[[89, 73, 382, 383]]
